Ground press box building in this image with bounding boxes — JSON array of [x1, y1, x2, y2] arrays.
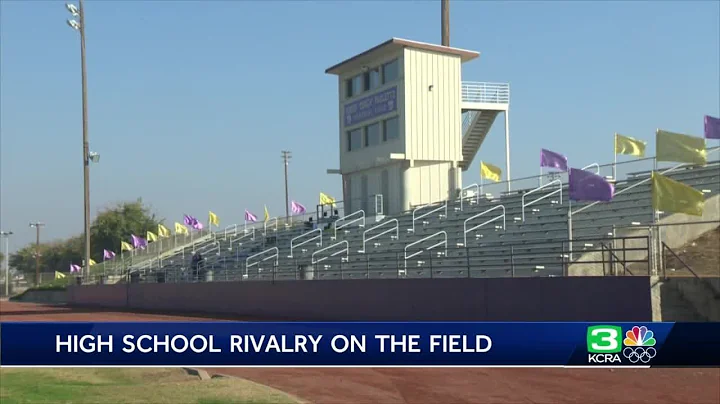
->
[[326, 38, 510, 216]]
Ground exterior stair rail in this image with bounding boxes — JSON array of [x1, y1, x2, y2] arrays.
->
[[289, 228, 323, 258], [409, 201, 448, 233], [332, 209, 366, 240], [403, 231, 448, 275]]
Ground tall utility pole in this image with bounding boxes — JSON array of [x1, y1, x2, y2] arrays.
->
[[66, 1, 91, 281], [441, 0, 450, 46], [1, 230, 13, 296], [28, 222, 45, 285], [281, 151, 292, 220]]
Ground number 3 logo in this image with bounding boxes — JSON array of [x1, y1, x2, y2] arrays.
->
[[587, 325, 622, 353]]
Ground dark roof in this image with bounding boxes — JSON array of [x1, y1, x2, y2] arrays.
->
[[325, 38, 480, 75]]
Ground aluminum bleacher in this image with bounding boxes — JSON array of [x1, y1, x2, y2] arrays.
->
[[123, 159, 719, 284]]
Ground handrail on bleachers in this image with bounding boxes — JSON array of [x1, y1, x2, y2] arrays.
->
[[359, 218, 399, 253], [289, 228, 322, 258], [573, 148, 720, 216], [462, 205, 506, 247], [311, 240, 349, 265], [332, 209, 366, 240], [245, 247, 279, 270], [264, 217, 278, 235], [229, 228, 255, 251], [458, 183, 480, 212], [582, 163, 600, 175], [223, 224, 238, 240], [404, 231, 448, 274], [409, 201, 448, 233], [522, 179, 563, 222]]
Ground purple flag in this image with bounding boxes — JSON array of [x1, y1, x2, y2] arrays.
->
[[245, 210, 258, 223], [70, 264, 81, 273], [192, 220, 204, 230], [183, 215, 193, 225], [540, 149, 568, 171], [705, 115, 720, 140], [568, 168, 615, 202], [103, 249, 116, 260], [131, 234, 148, 249], [291, 200, 306, 215]]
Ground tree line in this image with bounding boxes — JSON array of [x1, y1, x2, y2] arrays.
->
[[9, 199, 162, 279]]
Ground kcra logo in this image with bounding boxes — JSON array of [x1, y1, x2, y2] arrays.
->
[[586, 325, 657, 364]]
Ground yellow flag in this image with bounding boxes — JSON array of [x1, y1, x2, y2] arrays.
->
[[264, 205, 270, 223], [615, 134, 646, 157], [146, 231, 158, 242], [89, 259, 97, 266], [121, 241, 134, 251], [158, 224, 171, 238], [656, 130, 706, 165], [55, 271, 66, 280], [651, 172, 704, 216], [320, 192, 336, 207], [480, 162, 502, 182], [209, 211, 219, 226], [174, 222, 189, 235]]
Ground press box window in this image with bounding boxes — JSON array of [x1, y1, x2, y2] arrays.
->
[[382, 59, 399, 84], [366, 123, 381, 147], [383, 117, 399, 141], [364, 68, 381, 91], [347, 128, 363, 151]]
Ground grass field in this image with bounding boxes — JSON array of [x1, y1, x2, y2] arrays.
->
[[0, 368, 303, 404]]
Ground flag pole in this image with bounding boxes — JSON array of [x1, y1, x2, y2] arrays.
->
[[613, 133, 617, 180], [539, 167, 543, 187], [652, 129, 661, 275], [479, 161, 484, 196]]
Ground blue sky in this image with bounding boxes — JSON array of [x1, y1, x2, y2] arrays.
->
[[1, 0, 718, 251]]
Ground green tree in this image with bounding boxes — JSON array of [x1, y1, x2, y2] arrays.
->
[[9, 199, 162, 281], [90, 199, 163, 258]]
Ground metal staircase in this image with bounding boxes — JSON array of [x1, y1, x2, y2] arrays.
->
[[459, 82, 509, 171]]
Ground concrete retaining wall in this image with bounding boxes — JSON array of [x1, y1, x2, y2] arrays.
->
[[67, 277, 652, 321], [13, 289, 68, 304]]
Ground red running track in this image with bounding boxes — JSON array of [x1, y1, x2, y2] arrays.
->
[[1, 302, 718, 404]]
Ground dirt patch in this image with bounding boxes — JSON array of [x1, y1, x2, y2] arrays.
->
[[664, 226, 720, 277]]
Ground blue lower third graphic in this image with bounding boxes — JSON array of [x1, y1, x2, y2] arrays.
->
[[0, 322, 718, 367]]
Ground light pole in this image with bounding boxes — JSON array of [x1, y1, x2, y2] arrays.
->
[[281, 151, 292, 220], [1, 230, 12, 296], [66, 1, 96, 281], [28, 223, 45, 285]]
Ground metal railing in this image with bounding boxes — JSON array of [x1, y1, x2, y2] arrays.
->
[[264, 217, 278, 236], [224, 225, 239, 240], [458, 183, 481, 212], [409, 201, 448, 233], [461, 82, 510, 104], [359, 218, 399, 253], [311, 240, 350, 265], [289, 228, 322, 258], [332, 210, 366, 240], [521, 179, 563, 222], [582, 163, 600, 175], [404, 231, 448, 274], [462, 205, 506, 247], [229, 228, 255, 251], [245, 247, 279, 271]]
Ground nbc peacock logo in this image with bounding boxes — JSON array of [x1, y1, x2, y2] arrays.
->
[[586, 325, 658, 364], [622, 326, 657, 364]]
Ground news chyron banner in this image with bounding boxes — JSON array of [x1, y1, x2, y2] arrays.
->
[[1, 322, 719, 367]]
